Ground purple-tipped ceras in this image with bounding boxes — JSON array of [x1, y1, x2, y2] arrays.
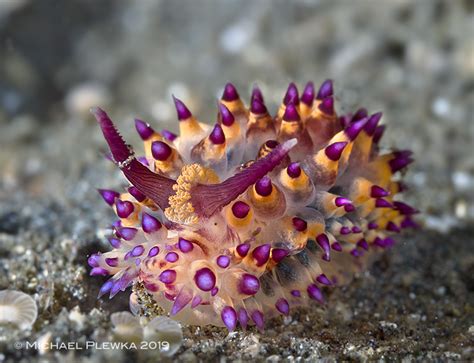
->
[[90, 80, 417, 331]]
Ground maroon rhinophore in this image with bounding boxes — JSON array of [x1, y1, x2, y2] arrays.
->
[[190, 138, 297, 218], [93, 107, 175, 210]]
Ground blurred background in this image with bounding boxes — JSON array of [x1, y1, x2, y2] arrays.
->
[[0, 0, 472, 361], [0, 0, 473, 224]]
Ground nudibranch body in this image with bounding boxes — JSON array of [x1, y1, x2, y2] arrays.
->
[[89, 81, 417, 332]]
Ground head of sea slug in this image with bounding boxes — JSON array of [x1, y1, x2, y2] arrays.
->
[[89, 81, 417, 332]]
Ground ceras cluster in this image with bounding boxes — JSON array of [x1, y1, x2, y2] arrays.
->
[[88, 80, 416, 331]]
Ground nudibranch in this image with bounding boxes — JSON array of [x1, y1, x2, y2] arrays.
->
[[88, 81, 417, 332]]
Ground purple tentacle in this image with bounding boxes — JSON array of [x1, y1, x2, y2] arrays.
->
[[191, 138, 298, 218], [92, 107, 175, 210]]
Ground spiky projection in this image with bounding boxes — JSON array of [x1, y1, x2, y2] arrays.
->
[[88, 81, 417, 332]]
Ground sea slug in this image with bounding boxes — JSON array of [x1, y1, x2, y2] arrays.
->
[[88, 81, 417, 331]]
